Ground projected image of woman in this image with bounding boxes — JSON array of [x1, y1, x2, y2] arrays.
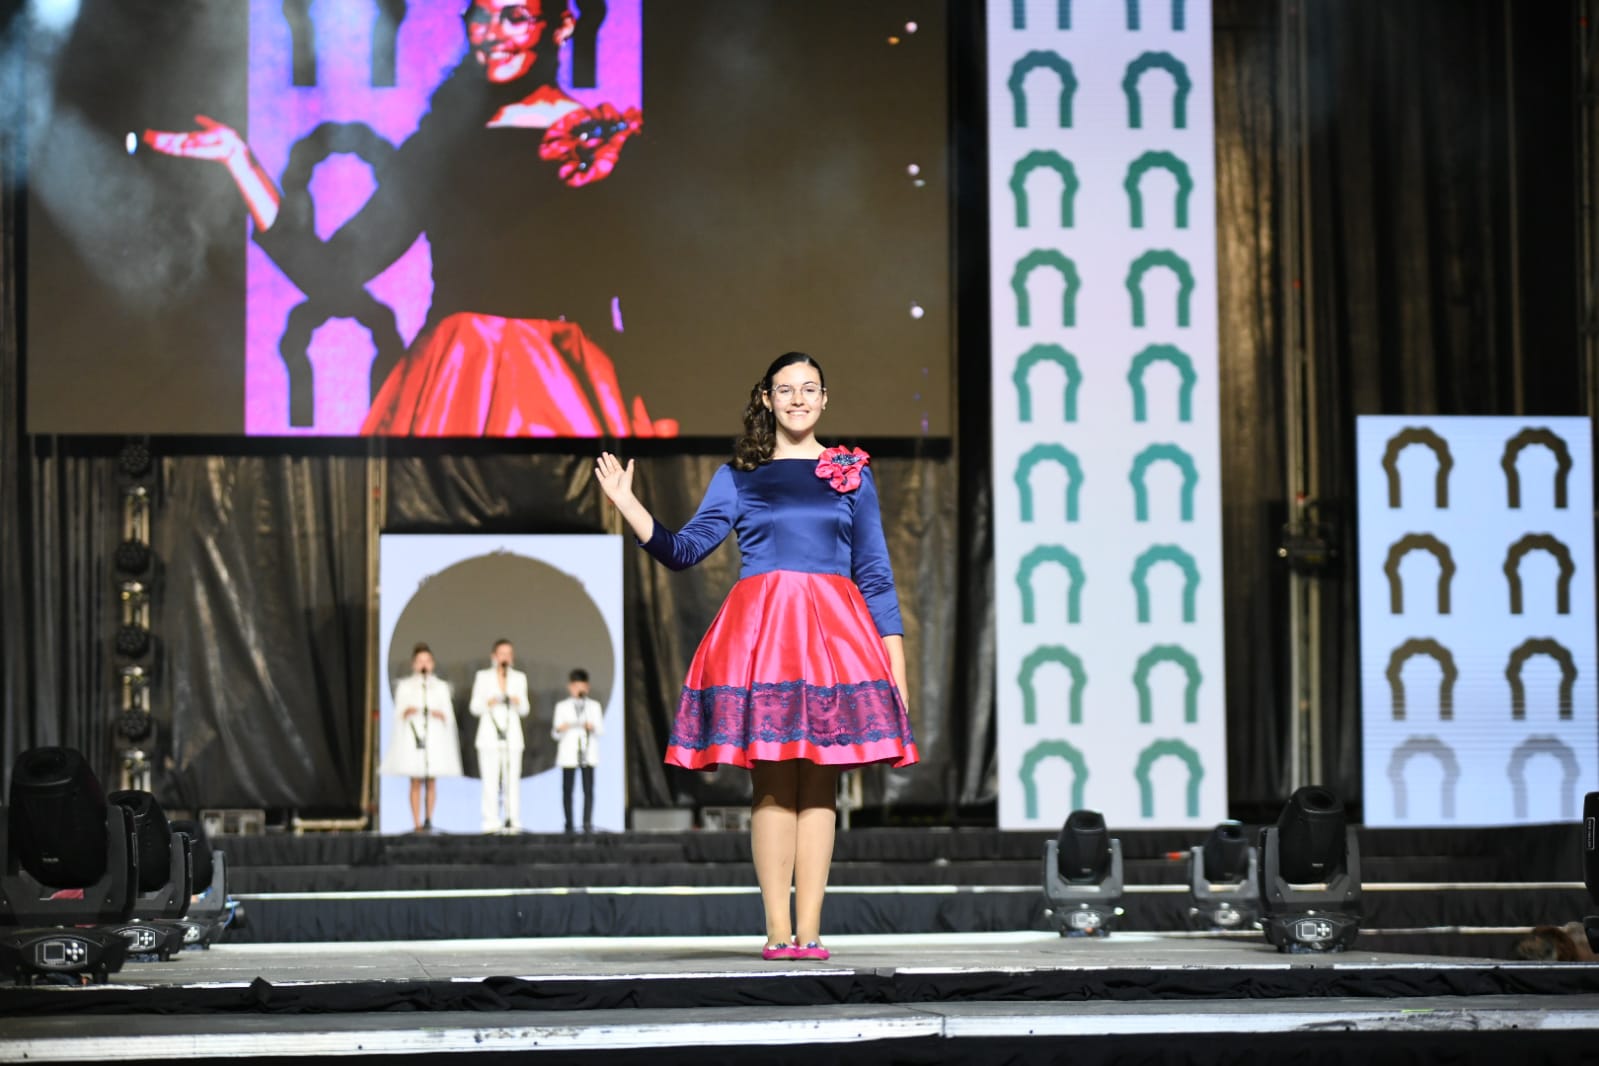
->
[[143, 0, 674, 438], [594, 352, 919, 960]]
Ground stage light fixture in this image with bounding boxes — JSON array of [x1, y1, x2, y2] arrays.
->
[[115, 486, 153, 576], [0, 748, 139, 983], [104, 791, 191, 961], [1187, 821, 1260, 931], [117, 440, 153, 480], [1042, 809, 1124, 937], [1258, 786, 1362, 953], [115, 581, 152, 658], [168, 819, 232, 948]]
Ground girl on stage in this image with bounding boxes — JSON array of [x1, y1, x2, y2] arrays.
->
[[594, 352, 918, 959], [379, 643, 463, 832], [143, 0, 674, 438]]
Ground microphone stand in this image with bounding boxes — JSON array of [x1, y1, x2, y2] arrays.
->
[[496, 667, 513, 834]]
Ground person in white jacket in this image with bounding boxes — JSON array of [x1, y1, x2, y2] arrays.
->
[[551, 668, 604, 834], [469, 639, 531, 832], [379, 643, 463, 832]]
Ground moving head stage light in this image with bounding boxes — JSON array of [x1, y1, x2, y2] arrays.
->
[[0, 747, 139, 983], [1042, 810, 1124, 937], [1188, 821, 1260, 931], [1258, 786, 1362, 953], [103, 790, 193, 961], [167, 818, 233, 949]]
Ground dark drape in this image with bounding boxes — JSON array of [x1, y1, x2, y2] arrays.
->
[[1300, 0, 1581, 804], [155, 456, 368, 810], [1212, 0, 1290, 810], [1, 0, 1581, 819]]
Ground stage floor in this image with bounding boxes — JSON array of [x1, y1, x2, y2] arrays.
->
[[4, 933, 1598, 1063], [1, 929, 1551, 983]]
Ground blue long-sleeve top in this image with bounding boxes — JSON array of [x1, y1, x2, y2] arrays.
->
[[641, 458, 904, 637]]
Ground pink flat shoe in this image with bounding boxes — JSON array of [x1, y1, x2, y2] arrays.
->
[[794, 941, 830, 960], [762, 940, 800, 960]]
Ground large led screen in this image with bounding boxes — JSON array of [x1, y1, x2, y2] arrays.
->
[[25, 0, 950, 436], [1357, 416, 1597, 827], [990, 0, 1228, 828]]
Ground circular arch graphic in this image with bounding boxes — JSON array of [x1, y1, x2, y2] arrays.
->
[[1122, 52, 1192, 129], [1008, 51, 1078, 128], [1131, 544, 1199, 623], [1018, 645, 1087, 725], [1013, 344, 1082, 423], [1124, 151, 1193, 229], [1134, 739, 1203, 818], [1501, 428, 1573, 509], [1019, 740, 1088, 819], [1133, 645, 1201, 724], [1127, 344, 1196, 423]]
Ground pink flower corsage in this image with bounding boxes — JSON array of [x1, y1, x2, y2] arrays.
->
[[816, 446, 870, 493], [539, 103, 643, 188]]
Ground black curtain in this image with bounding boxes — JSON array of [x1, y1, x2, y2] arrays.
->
[[1, 0, 1582, 819], [155, 455, 368, 810], [1301, 0, 1580, 806]]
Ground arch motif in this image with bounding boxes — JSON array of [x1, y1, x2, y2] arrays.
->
[[1011, 151, 1079, 228], [1503, 534, 1575, 615], [1507, 737, 1581, 821], [1125, 151, 1193, 229], [1131, 544, 1199, 623], [1134, 739, 1203, 818], [1126, 0, 1187, 31], [1008, 51, 1078, 128], [1015, 444, 1084, 522], [275, 121, 406, 425], [1506, 638, 1577, 720], [1382, 534, 1454, 614], [1126, 250, 1194, 328], [1020, 740, 1088, 819], [1387, 737, 1459, 820], [1129, 444, 1198, 522], [1385, 638, 1457, 721], [1127, 344, 1196, 422], [1017, 545, 1086, 624], [1019, 645, 1088, 725], [1012, 0, 1072, 30], [1132, 645, 1200, 724], [1501, 428, 1573, 509], [1011, 250, 1081, 327], [1014, 344, 1083, 423], [1380, 427, 1452, 509], [1122, 52, 1192, 129]]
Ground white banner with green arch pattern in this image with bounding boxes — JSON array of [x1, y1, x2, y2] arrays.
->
[[990, 0, 1227, 829]]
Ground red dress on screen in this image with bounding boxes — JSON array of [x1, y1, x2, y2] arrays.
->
[[254, 88, 675, 438], [641, 450, 919, 771]]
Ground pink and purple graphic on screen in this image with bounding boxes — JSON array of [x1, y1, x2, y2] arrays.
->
[[245, 0, 642, 435]]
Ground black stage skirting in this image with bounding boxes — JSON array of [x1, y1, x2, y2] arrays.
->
[[6, 959, 1597, 1017], [217, 824, 1587, 883]]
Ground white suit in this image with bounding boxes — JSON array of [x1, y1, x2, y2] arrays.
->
[[379, 674, 463, 779], [551, 697, 604, 769], [469, 666, 530, 831]]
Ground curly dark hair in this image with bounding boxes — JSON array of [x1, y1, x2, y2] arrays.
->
[[732, 352, 826, 471]]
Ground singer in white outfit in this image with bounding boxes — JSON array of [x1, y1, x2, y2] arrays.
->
[[379, 643, 463, 832], [469, 639, 531, 832], [551, 668, 604, 834]]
